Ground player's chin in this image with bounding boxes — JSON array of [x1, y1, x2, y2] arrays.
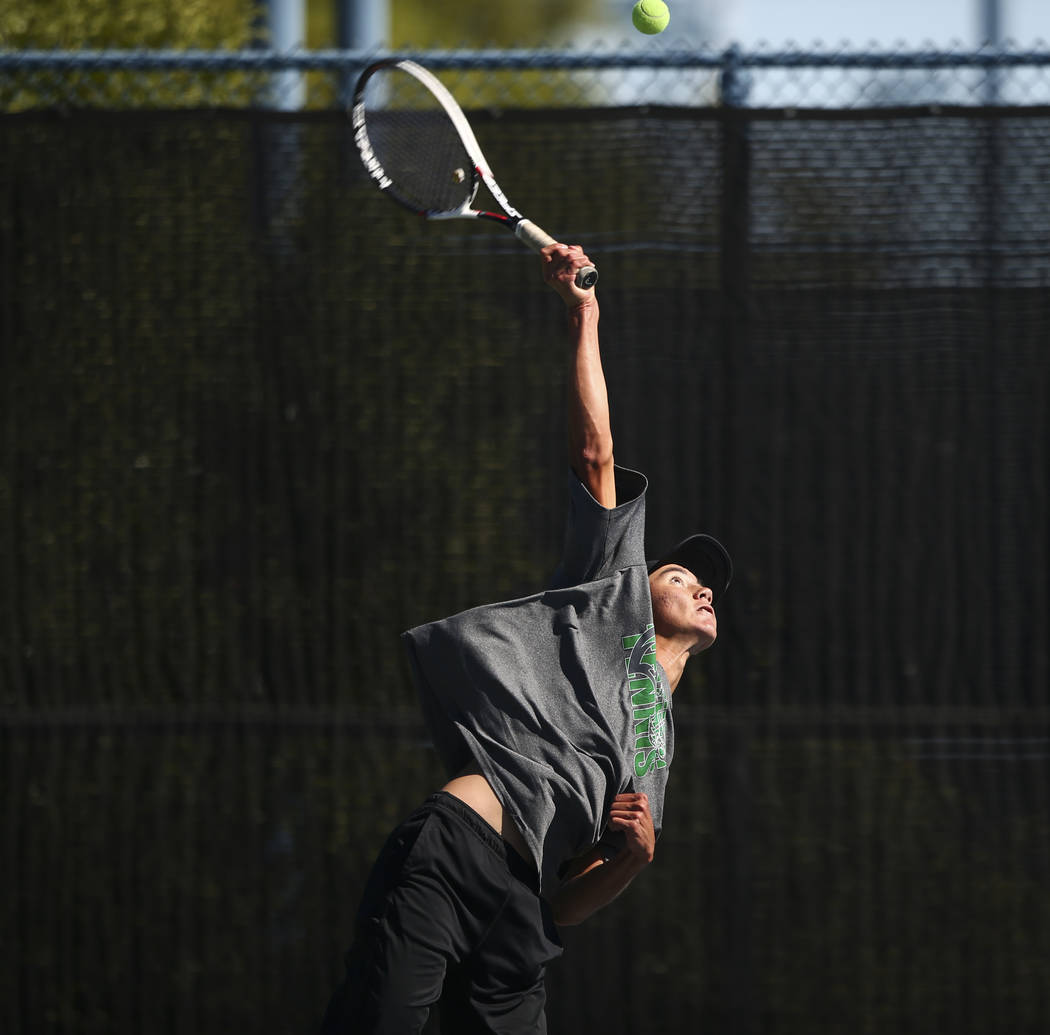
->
[[691, 624, 717, 654]]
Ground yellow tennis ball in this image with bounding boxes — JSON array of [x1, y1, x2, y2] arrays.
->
[[632, 0, 670, 35]]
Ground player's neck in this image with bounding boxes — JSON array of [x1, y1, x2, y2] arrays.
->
[[654, 635, 691, 694]]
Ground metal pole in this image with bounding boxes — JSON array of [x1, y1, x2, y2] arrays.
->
[[718, 46, 756, 1035], [267, 0, 306, 109], [980, 0, 1002, 102], [336, 0, 389, 104], [337, 0, 389, 50], [980, 0, 1002, 46]]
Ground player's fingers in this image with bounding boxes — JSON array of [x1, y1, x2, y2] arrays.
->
[[561, 244, 592, 269], [541, 245, 574, 279], [611, 792, 649, 808], [611, 803, 652, 824], [544, 243, 589, 267]]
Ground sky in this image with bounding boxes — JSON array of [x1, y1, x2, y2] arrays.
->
[[600, 0, 1050, 48], [717, 0, 1049, 48]]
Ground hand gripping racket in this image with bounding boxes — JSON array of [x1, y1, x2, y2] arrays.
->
[[351, 59, 598, 289]]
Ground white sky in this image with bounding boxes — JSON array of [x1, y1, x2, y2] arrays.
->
[[601, 0, 1050, 48], [718, 0, 1050, 48]]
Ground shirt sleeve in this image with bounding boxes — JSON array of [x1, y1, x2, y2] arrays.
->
[[548, 466, 649, 590]]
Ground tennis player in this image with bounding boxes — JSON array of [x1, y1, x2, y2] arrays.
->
[[320, 243, 731, 1034]]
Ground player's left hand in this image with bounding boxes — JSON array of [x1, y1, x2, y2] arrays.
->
[[608, 792, 656, 865]]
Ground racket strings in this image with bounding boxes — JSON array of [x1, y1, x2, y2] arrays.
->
[[361, 69, 476, 214]]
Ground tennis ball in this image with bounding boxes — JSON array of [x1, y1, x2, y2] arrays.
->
[[632, 0, 670, 35]]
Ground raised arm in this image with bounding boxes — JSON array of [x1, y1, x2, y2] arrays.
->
[[542, 243, 616, 509]]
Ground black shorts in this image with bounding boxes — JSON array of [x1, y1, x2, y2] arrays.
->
[[321, 792, 563, 1035]]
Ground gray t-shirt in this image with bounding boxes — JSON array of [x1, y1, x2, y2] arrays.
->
[[401, 465, 674, 896]]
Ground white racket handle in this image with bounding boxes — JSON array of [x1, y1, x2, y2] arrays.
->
[[515, 219, 598, 289]]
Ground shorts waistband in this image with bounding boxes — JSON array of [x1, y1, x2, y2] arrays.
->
[[424, 791, 539, 894]]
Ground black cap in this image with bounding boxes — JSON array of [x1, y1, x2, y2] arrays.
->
[[646, 534, 733, 602]]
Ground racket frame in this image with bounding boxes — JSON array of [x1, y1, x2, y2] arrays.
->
[[351, 58, 597, 287]]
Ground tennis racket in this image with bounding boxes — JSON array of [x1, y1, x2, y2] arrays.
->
[[351, 59, 598, 289]]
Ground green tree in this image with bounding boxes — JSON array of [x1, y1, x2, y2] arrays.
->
[[0, 0, 257, 48], [1, 0, 600, 50], [391, 0, 600, 47], [1, 0, 604, 110]]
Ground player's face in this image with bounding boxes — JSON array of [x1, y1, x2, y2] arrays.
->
[[648, 564, 717, 653]]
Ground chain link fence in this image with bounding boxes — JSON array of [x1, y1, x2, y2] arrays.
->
[[3, 44, 1050, 1035], [4, 44, 1050, 110]]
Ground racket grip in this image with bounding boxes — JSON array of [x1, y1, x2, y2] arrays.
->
[[515, 219, 598, 289]]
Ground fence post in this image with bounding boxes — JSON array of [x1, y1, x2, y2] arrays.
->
[[337, 0, 390, 105], [265, 0, 306, 109], [716, 43, 757, 1035], [718, 44, 751, 309]]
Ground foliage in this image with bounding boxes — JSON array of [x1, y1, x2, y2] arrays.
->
[[0, 0, 601, 51], [0, 0, 258, 49], [0, 0, 604, 110], [390, 0, 601, 48]]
